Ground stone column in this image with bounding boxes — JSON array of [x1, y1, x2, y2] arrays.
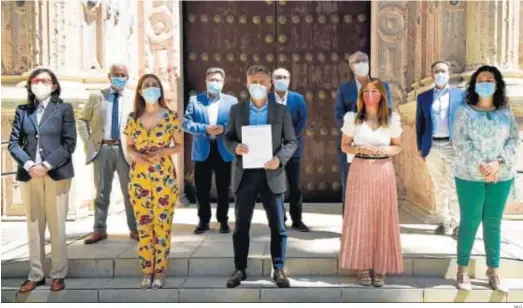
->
[[466, 0, 520, 71], [465, 0, 523, 217]]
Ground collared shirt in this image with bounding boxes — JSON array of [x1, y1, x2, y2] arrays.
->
[[23, 97, 53, 172], [275, 91, 288, 105], [432, 86, 450, 137], [207, 93, 220, 139], [103, 88, 124, 140], [248, 100, 269, 125]]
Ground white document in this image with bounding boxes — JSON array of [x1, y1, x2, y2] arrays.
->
[[241, 125, 273, 169]]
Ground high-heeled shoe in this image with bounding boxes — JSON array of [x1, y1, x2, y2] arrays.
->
[[151, 275, 165, 289], [141, 275, 152, 289], [486, 269, 508, 293], [456, 272, 472, 291]]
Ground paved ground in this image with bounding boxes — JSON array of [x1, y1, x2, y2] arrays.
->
[[2, 203, 522, 263]]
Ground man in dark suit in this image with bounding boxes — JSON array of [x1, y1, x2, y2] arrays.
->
[[270, 67, 309, 232], [224, 65, 297, 288], [183, 67, 238, 234], [334, 51, 392, 212], [416, 60, 465, 236]]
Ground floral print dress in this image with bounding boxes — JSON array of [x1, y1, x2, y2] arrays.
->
[[124, 110, 182, 274]]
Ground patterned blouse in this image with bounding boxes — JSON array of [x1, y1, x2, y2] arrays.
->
[[452, 104, 520, 182]]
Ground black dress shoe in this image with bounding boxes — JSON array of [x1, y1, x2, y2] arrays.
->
[[194, 223, 210, 234], [291, 221, 310, 232], [226, 270, 246, 288], [219, 223, 230, 234], [273, 270, 290, 288]]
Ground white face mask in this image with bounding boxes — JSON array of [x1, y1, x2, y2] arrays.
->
[[31, 83, 53, 101], [353, 61, 369, 77]]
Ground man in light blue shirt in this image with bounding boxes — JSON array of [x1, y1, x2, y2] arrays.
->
[[416, 60, 465, 236]]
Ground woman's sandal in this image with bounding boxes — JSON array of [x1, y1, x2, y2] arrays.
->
[[357, 270, 372, 286], [456, 272, 472, 291], [372, 273, 386, 287], [151, 274, 166, 289], [141, 274, 153, 289], [486, 270, 508, 293]]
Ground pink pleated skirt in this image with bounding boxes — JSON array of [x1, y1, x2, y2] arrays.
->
[[339, 157, 404, 274]]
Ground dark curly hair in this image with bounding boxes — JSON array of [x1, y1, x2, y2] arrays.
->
[[25, 68, 62, 105], [465, 65, 507, 110]]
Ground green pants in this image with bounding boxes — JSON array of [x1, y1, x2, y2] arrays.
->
[[455, 177, 513, 268]]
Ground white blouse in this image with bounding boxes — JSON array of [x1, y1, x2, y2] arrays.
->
[[341, 112, 403, 161]]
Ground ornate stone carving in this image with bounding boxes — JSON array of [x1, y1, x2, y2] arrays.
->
[[378, 7, 405, 37]]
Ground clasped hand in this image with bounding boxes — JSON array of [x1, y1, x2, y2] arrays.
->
[[479, 161, 500, 183], [134, 148, 165, 165], [358, 145, 385, 156], [29, 164, 48, 179], [206, 125, 224, 136]]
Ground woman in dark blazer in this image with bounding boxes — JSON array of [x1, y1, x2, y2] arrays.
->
[[8, 68, 77, 293]]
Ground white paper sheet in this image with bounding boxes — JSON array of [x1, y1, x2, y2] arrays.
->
[[241, 125, 273, 169]]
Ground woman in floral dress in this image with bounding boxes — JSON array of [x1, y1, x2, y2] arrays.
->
[[124, 74, 183, 289]]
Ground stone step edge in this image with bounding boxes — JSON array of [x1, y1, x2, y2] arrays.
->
[[2, 277, 522, 303], [3, 255, 523, 263]]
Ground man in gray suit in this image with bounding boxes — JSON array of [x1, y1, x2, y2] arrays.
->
[[223, 65, 297, 289], [77, 64, 138, 244]]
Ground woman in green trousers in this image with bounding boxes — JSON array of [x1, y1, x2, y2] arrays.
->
[[452, 65, 520, 293]]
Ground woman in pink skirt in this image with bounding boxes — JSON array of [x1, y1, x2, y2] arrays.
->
[[339, 78, 403, 287]]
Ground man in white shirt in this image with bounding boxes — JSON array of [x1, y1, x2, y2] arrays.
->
[[78, 64, 138, 244], [416, 60, 465, 236], [183, 68, 238, 234]]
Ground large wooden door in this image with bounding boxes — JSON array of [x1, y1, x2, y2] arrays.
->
[[183, 1, 370, 202]]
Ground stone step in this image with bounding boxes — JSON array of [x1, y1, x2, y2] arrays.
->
[[3, 256, 523, 279], [2, 276, 522, 303]]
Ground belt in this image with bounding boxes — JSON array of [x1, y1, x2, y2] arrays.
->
[[355, 154, 389, 160], [101, 139, 121, 145], [433, 136, 450, 141]]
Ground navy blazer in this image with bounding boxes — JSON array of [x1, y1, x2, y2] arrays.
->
[[334, 78, 392, 148], [182, 93, 238, 162], [416, 87, 466, 157], [8, 97, 77, 182], [269, 91, 307, 158]]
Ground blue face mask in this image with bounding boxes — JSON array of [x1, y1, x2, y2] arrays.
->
[[207, 81, 223, 95], [434, 73, 449, 87], [248, 84, 268, 100], [111, 77, 127, 90], [142, 87, 161, 104], [475, 82, 496, 98], [274, 79, 289, 92]]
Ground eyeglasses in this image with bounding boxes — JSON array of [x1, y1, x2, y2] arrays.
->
[[31, 78, 53, 85]]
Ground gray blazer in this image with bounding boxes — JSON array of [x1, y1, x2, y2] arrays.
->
[[224, 100, 297, 194]]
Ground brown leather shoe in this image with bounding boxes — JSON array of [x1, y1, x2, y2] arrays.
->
[[84, 232, 107, 245], [19, 279, 45, 293], [129, 231, 139, 241], [50, 279, 65, 291]]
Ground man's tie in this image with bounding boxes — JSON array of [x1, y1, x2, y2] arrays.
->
[[111, 92, 120, 140]]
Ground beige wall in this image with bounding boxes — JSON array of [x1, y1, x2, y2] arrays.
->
[[2, 0, 522, 220]]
